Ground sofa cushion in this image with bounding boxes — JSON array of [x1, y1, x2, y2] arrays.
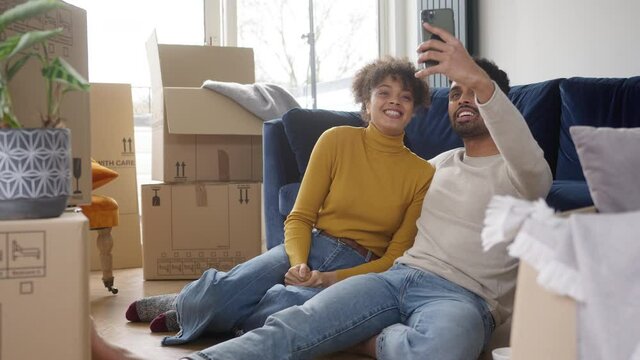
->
[[545, 180, 593, 212], [405, 87, 463, 160], [570, 126, 640, 213], [557, 77, 640, 181], [278, 182, 301, 216], [508, 79, 564, 177], [281, 108, 363, 175]]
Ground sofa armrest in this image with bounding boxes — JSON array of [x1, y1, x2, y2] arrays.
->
[[263, 119, 300, 249]]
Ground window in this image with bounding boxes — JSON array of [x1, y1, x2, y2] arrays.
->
[[64, 0, 203, 192], [235, 0, 379, 110], [65, 1, 382, 197]]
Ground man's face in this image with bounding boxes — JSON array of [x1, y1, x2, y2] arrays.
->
[[447, 81, 490, 139]]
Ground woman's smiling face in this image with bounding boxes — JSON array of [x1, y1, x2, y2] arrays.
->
[[366, 76, 415, 136]]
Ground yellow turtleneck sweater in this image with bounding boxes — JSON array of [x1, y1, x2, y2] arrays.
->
[[284, 124, 435, 280]]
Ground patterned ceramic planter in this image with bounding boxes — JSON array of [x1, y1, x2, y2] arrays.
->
[[0, 128, 71, 220]]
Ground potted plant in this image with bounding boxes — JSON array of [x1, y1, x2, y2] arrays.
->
[[0, 0, 90, 220]]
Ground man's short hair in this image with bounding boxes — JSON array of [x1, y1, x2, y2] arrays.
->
[[473, 57, 510, 95]]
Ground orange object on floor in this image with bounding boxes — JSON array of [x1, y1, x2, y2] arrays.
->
[[81, 160, 120, 294]]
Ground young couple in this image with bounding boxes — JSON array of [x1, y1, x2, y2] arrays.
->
[[94, 22, 552, 360]]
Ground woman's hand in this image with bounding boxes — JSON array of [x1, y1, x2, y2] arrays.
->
[[284, 264, 338, 288], [284, 263, 311, 286]]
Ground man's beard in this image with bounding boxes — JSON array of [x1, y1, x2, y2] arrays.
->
[[450, 119, 490, 139]]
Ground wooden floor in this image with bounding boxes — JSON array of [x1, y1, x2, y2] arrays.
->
[[90, 268, 220, 359], [90, 268, 369, 360]]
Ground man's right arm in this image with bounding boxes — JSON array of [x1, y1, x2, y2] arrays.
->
[[477, 87, 552, 199], [416, 22, 552, 199]]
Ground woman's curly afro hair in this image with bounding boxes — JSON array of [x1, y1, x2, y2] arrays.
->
[[351, 56, 430, 121]]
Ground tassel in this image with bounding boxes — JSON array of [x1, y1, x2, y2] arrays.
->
[[537, 260, 584, 301], [508, 231, 555, 269], [482, 196, 553, 251]]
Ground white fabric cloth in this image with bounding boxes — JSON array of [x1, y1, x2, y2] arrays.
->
[[202, 81, 300, 121], [483, 196, 640, 360]]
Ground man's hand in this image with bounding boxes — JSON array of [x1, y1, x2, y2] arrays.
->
[[415, 22, 495, 103], [297, 270, 338, 288], [284, 263, 311, 286]]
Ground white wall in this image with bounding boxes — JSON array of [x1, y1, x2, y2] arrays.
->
[[477, 0, 640, 85]]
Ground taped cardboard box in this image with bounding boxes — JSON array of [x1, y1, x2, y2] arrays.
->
[[88, 83, 142, 270], [146, 32, 263, 183], [141, 182, 261, 280], [1, 0, 91, 205], [0, 211, 90, 360]]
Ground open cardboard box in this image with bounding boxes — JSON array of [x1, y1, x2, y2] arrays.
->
[[510, 261, 577, 360], [509, 207, 596, 359], [146, 32, 262, 183]]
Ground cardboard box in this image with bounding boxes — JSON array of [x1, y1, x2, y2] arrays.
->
[[141, 182, 262, 280], [88, 83, 142, 270], [510, 261, 577, 360], [509, 207, 594, 359], [146, 31, 263, 183], [0, 211, 90, 360], [2, 0, 91, 205]]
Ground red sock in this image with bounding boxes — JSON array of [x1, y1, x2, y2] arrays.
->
[[149, 313, 169, 332], [125, 302, 140, 322]]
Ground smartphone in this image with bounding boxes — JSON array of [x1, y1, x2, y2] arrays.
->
[[420, 8, 455, 68]]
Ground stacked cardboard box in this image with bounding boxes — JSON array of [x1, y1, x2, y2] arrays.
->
[[141, 182, 261, 280], [142, 32, 263, 280], [88, 83, 143, 270], [0, 212, 90, 359]]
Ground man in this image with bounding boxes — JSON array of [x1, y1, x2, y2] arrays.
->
[[94, 22, 553, 360]]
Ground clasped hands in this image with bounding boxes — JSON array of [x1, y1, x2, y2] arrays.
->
[[284, 263, 337, 288]]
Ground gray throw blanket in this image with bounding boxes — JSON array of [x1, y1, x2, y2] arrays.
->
[[482, 196, 640, 360], [202, 80, 300, 121]]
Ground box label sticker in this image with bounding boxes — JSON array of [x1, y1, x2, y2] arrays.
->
[[0, 232, 46, 280]]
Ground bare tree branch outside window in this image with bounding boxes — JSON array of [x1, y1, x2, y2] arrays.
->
[[237, 0, 377, 109]]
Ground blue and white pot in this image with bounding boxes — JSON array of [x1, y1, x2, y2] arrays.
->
[[0, 128, 71, 220]]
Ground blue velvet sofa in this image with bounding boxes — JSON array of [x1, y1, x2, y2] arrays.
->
[[263, 77, 640, 249]]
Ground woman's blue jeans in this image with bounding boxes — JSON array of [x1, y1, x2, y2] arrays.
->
[[162, 230, 372, 346], [186, 263, 495, 360]]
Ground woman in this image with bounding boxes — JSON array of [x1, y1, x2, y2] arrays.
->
[[125, 56, 435, 346]]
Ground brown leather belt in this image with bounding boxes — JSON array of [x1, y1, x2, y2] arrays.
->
[[318, 230, 380, 261]]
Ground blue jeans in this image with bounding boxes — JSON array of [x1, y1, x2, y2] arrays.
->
[[162, 230, 371, 346], [187, 263, 495, 360]]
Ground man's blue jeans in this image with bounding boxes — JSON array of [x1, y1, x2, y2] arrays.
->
[[187, 263, 495, 360], [162, 230, 371, 346]]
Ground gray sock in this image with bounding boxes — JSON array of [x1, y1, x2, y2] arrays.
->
[[164, 310, 179, 332], [126, 293, 177, 322]]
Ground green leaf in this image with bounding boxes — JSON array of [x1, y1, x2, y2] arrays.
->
[[0, 29, 62, 62], [0, 86, 20, 128], [0, 34, 19, 60], [0, 0, 62, 31], [1, 112, 21, 128], [42, 57, 89, 92], [7, 53, 35, 81]]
